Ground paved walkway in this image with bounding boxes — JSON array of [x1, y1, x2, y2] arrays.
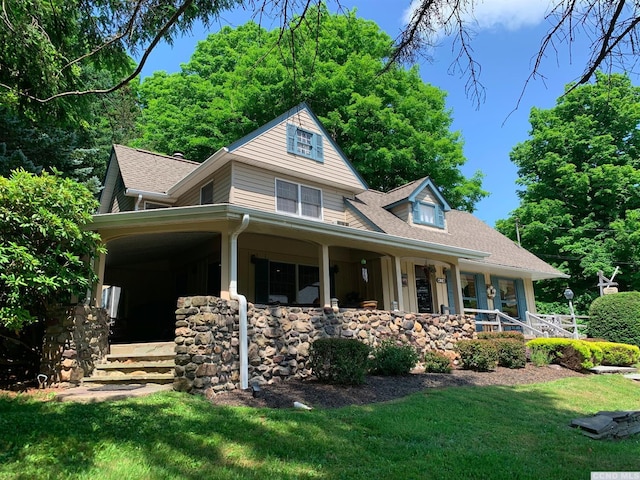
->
[[54, 383, 173, 403]]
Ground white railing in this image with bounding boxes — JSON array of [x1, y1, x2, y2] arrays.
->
[[525, 312, 588, 339], [464, 308, 548, 338], [463, 308, 588, 339]]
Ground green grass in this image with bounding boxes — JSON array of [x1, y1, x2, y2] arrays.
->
[[1, 375, 639, 479]]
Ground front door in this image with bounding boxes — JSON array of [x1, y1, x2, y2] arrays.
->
[[414, 265, 434, 313]]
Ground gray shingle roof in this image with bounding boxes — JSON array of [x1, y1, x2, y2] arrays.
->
[[348, 189, 564, 278], [113, 145, 199, 193]]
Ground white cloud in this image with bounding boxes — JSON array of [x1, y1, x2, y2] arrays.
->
[[403, 0, 552, 33]]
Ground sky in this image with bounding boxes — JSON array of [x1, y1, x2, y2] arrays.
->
[[136, 0, 597, 227]]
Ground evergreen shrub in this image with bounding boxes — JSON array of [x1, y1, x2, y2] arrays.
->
[[423, 350, 452, 373], [369, 340, 419, 376], [456, 339, 498, 371], [309, 338, 370, 385], [588, 292, 640, 348]]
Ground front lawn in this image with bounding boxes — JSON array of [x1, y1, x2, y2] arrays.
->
[[1, 374, 639, 479]]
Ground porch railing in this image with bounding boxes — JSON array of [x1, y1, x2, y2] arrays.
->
[[525, 312, 588, 339], [464, 308, 547, 338], [464, 308, 588, 339]]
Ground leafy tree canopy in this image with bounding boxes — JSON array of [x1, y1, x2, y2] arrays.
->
[[0, 170, 104, 330], [133, 8, 486, 210], [496, 72, 640, 311]]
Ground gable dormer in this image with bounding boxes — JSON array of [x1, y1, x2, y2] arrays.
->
[[382, 177, 450, 230]]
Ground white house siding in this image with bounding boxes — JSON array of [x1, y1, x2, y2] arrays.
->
[[230, 163, 350, 225], [230, 109, 364, 193], [175, 163, 232, 206]]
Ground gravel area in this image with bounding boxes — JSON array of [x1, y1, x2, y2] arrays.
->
[[211, 364, 585, 409]]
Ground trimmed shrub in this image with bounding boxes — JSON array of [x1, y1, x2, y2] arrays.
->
[[529, 348, 552, 367], [423, 350, 452, 373], [594, 341, 640, 366], [588, 292, 640, 348], [456, 339, 498, 371], [369, 340, 419, 376], [477, 331, 525, 343], [309, 338, 370, 385], [493, 338, 526, 368], [526, 338, 603, 371]]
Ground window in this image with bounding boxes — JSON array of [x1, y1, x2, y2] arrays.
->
[[200, 181, 214, 205], [276, 179, 322, 219], [413, 201, 445, 228], [490, 277, 527, 321], [255, 259, 320, 305], [286, 124, 324, 162]]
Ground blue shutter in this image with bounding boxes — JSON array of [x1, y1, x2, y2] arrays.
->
[[476, 274, 488, 310], [435, 204, 445, 228], [286, 124, 296, 154], [491, 276, 501, 311], [515, 279, 527, 319], [445, 268, 456, 314], [313, 133, 324, 162], [412, 202, 419, 224]]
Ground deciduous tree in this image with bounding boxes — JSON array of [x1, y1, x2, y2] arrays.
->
[[134, 9, 486, 209], [496, 72, 640, 310]]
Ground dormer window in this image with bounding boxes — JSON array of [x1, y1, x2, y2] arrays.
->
[[286, 124, 324, 162], [413, 201, 445, 228]]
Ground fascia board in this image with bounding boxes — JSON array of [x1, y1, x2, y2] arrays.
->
[[459, 258, 570, 281], [90, 204, 489, 260]]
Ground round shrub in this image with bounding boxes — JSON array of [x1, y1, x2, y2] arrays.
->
[[588, 292, 640, 348], [423, 350, 452, 373], [493, 339, 526, 368], [456, 339, 498, 371], [369, 340, 419, 376], [309, 338, 370, 385]]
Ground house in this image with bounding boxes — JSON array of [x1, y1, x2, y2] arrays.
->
[[91, 103, 566, 345]]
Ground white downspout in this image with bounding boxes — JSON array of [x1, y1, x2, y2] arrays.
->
[[135, 194, 143, 211], [230, 214, 250, 389]]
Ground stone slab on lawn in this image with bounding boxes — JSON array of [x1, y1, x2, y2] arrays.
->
[[589, 366, 638, 374], [571, 410, 640, 439]]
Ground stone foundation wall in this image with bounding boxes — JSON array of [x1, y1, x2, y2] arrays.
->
[[41, 305, 109, 385], [174, 297, 476, 396]]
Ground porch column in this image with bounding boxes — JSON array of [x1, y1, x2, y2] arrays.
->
[[449, 263, 464, 315], [318, 244, 331, 307], [393, 255, 404, 311], [220, 231, 231, 300], [92, 250, 106, 307]]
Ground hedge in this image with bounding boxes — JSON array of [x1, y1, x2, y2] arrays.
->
[[588, 292, 640, 347], [526, 338, 614, 371], [309, 338, 370, 385]]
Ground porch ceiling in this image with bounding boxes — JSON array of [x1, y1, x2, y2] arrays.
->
[[105, 232, 218, 268]]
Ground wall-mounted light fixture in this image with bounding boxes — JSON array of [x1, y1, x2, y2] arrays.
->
[[486, 285, 497, 299]]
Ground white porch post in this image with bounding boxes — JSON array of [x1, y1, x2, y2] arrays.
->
[[449, 263, 464, 315], [219, 230, 230, 300], [394, 255, 404, 311], [92, 250, 106, 307], [318, 244, 331, 307]]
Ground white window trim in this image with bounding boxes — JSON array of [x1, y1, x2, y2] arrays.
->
[[275, 178, 323, 220]]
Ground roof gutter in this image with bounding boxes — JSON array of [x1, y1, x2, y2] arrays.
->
[[125, 188, 176, 204]]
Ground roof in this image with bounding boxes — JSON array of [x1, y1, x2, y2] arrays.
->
[[348, 190, 565, 279], [380, 177, 451, 211], [113, 145, 199, 194]]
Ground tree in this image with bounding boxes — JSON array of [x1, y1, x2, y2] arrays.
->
[[0, 170, 104, 330], [496, 72, 640, 311], [133, 9, 486, 210], [1, 1, 638, 105]]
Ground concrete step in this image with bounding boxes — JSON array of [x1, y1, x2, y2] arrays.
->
[[96, 361, 175, 371], [590, 366, 638, 374], [110, 341, 174, 357], [105, 353, 175, 362], [83, 373, 174, 384], [624, 373, 640, 381]]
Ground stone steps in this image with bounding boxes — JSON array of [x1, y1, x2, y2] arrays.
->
[[83, 341, 176, 386]]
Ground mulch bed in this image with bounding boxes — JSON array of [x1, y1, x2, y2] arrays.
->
[[210, 363, 585, 409]]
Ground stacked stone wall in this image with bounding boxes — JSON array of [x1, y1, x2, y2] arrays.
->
[[174, 297, 476, 396], [41, 305, 109, 385]]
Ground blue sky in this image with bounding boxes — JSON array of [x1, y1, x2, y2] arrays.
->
[[137, 0, 594, 226]]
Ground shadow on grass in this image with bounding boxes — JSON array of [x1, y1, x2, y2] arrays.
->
[[0, 375, 639, 479]]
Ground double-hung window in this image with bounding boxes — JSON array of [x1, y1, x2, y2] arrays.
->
[[276, 179, 322, 219], [413, 201, 445, 228], [286, 124, 324, 162]]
